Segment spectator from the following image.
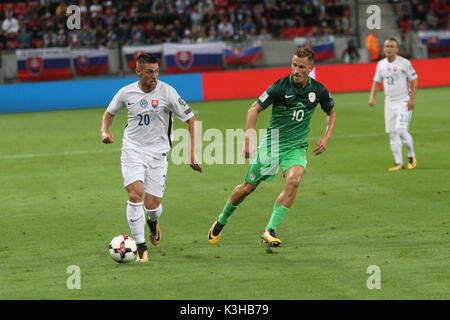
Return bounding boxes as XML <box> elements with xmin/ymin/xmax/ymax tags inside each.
<box><xmin>18</xmin><ymin>28</ymin><xmax>32</xmax><ymax>48</ymax></box>
<box><xmin>218</xmin><ymin>15</ymin><xmax>234</xmax><ymax>37</ymax></box>
<box><xmin>56</xmin><ymin>29</ymin><xmax>68</xmax><ymax>47</ymax></box>
<box><xmin>197</xmin><ymin>0</ymin><xmax>214</xmax><ymax>15</ymax></box>
<box><xmin>105</xmin><ymin>25</ymin><xmax>118</xmax><ymax>48</ymax></box>
<box><xmin>196</xmin><ymin>29</ymin><xmax>209</xmax><ymax>43</ymax></box>
<box><xmin>55</xmin><ymin>1</ymin><xmax>68</xmax><ymax>19</ymax></box>
<box><xmin>152</xmin><ymin>0</ymin><xmax>166</xmax><ymax>15</ymax></box>
<box><xmin>259</xmin><ymin>27</ymin><xmax>273</xmax><ymax>40</ymax></box>
<box><xmin>208</xmin><ymin>28</ymin><xmax>221</xmax><ymax>41</ymax></box>
<box><xmin>80</xmin><ymin>24</ymin><xmax>96</xmax><ymax>47</ymax></box>
<box><xmin>90</xmin><ymin>0</ymin><xmax>103</xmax><ymax>18</ymax></box>
<box><xmin>343</xmin><ymin>39</ymin><xmax>359</xmax><ymax>63</ymax></box>
<box><xmin>426</xmin><ymin>8</ymin><xmax>439</xmax><ymax>29</ymax></box>
<box><xmin>43</xmin><ymin>30</ymin><xmax>57</xmax><ymax>47</ymax></box>
<box><xmin>302</xmin><ymin>1</ymin><xmax>317</xmax><ymax>26</ymax></box>
<box><xmin>181</xmin><ymin>28</ymin><xmax>196</xmax><ymax>43</ymax></box>
<box><xmin>167</xmin><ymin>30</ymin><xmax>180</xmax><ymax>43</ymax></box>
<box><xmin>15</xmin><ymin>2</ymin><xmax>29</xmax><ymax>19</ymax></box>
<box><xmin>2</xmin><ymin>11</ymin><xmax>20</xmax><ymax>39</ymax></box>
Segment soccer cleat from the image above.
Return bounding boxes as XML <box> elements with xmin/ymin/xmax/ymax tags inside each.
<box><xmin>388</xmin><ymin>163</ymin><xmax>404</xmax><ymax>171</ymax></box>
<box><xmin>136</xmin><ymin>244</ymin><xmax>148</xmax><ymax>262</ymax></box>
<box><xmin>147</xmin><ymin>219</ymin><xmax>161</xmax><ymax>246</ymax></box>
<box><xmin>261</xmin><ymin>229</ymin><xmax>282</xmax><ymax>247</ymax></box>
<box><xmin>208</xmin><ymin>220</ymin><xmax>225</xmax><ymax>245</ymax></box>
<box><xmin>407</xmin><ymin>157</ymin><xmax>417</xmax><ymax>170</ymax></box>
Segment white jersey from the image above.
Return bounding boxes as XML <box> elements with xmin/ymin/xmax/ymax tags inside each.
<box><xmin>374</xmin><ymin>55</ymin><xmax>418</xmax><ymax>102</ymax></box>
<box><xmin>106</xmin><ymin>80</ymin><xmax>194</xmax><ymax>159</ymax></box>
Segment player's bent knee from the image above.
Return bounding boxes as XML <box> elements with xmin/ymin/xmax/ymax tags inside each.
<box><xmin>285</xmin><ymin>176</ymin><xmax>301</xmax><ymax>190</ymax></box>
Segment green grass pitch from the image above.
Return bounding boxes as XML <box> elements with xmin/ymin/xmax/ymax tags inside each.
<box><xmin>0</xmin><ymin>87</ymin><xmax>448</xmax><ymax>299</ymax></box>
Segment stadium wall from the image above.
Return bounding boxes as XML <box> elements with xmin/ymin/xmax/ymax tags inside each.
<box><xmin>1</xmin><ymin>58</ymin><xmax>448</xmax><ymax>114</ymax></box>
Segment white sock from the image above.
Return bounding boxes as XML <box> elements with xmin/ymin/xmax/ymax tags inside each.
<box><xmin>399</xmin><ymin>130</ymin><xmax>415</xmax><ymax>158</ymax></box>
<box><xmin>145</xmin><ymin>204</ymin><xmax>163</xmax><ymax>222</ymax></box>
<box><xmin>126</xmin><ymin>201</ymin><xmax>145</xmax><ymax>245</ymax></box>
<box><xmin>389</xmin><ymin>133</ymin><xmax>403</xmax><ymax>165</ymax></box>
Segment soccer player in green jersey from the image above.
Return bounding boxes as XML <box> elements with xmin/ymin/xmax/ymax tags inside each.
<box><xmin>208</xmin><ymin>47</ymin><xmax>337</xmax><ymax>246</ymax></box>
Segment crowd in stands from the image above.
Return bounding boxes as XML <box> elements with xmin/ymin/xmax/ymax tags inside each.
<box><xmin>393</xmin><ymin>0</ymin><xmax>449</xmax><ymax>36</ymax></box>
<box><xmin>0</xmin><ymin>0</ymin><xmax>354</xmax><ymax>51</ymax></box>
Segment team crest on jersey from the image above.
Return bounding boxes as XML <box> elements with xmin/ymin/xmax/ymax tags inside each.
<box><xmin>175</xmin><ymin>51</ymin><xmax>193</xmax><ymax>70</ymax></box>
<box><xmin>308</xmin><ymin>92</ymin><xmax>316</xmax><ymax>102</ymax></box>
<box><xmin>393</xmin><ymin>66</ymin><xmax>398</xmax><ymax>72</ymax></box>
<box><xmin>151</xmin><ymin>100</ymin><xmax>159</xmax><ymax>109</ymax></box>
<box><xmin>140</xmin><ymin>99</ymin><xmax>149</xmax><ymax>108</ymax></box>
<box><xmin>26</xmin><ymin>57</ymin><xmax>43</xmax><ymax>76</ymax></box>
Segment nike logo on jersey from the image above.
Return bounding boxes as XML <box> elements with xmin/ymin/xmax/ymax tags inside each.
<box><xmin>285</xmin><ymin>95</ymin><xmax>294</xmax><ymax>98</ymax></box>
<box><xmin>127</xmin><ymin>102</ymin><xmax>133</xmax><ymax>106</ymax></box>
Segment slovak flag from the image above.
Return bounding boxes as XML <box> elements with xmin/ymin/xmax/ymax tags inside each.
<box><xmin>295</xmin><ymin>36</ymin><xmax>335</xmax><ymax>61</ymax></box>
<box><xmin>16</xmin><ymin>48</ymin><xmax>72</xmax><ymax>81</ymax></box>
<box><xmin>224</xmin><ymin>41</ymin><xmax>262</xmax><ymax>65</ymax></box>
<box><xmin>163</xmin><ymin>42</ymin><xmax>224</xmax><ymax>74</ymax></box>
<box><xmin>72</xmin><ymin>48</ymin><xmax>109</xmax><ymax>75</ymax></box>
<box><xmin>418</xmin><ymin>30</ymin><xmax>450</xmax><ymax>54</ymax></box>
<box><xmin>122</xmin><ymin>45</ymin><xmax>163</xmax><ymax>70</ymax></box>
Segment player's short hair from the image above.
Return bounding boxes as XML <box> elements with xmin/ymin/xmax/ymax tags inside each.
<box><xmin>385</xmin><ymin>37</ymin><xmax>399</xmax><ymax>46</ymax></box>
<box><xmin>294</xmin><ymin>47</ymin><xmax>315</xmax><ymax>64</ymax></box>
<box><xmin>136</xmin><ymin>53</ymin><xmax>160</xmax><ymax>69</ymax></box>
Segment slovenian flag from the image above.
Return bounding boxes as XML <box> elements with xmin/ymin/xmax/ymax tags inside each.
<box><xmin>295</xmin><ymin>36</ymin><xmax>335</xmax><ymax>61</ymax></box>
<box><xmin>16</xmin><ymin>48</ymin><xmax>72</xmax><ymax>81</ymax></box>
<box><xmin>123</xmin><ymin>45</ymin><xmax>163</xmax><ymax>70</ymax></box>
<box><xmin>163</xmin><ymin>43</ymin><xmax>224</xmax><ymax>74</ymax></box>
<box><xmin>418</xmin><ymin>30</ymin><xmax>450</xmax><ymax>54</ymax></box>
<box><xmin>224</xmin><ymin>41</ymin><xmax>262</xmax><ymax>65</ymax></box>
<box><xmin>73</xmin><ymin>48</ymin><xmax>109</xmax><ymax>75</ymax></box>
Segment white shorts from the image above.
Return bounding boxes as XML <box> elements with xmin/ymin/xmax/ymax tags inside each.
<box><xmin>385</xmin><ymin>99</ymin><xmax>412</xmax><ymax>133</ymax></box>
<box><xmin>121</xmin><ymin>148</ymin><xmax>168</xmax><ymax>198</ymax></box>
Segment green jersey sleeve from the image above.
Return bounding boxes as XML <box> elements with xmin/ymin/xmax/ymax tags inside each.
<box><xmin>256</xmin><ymin>79</ymin><xmax>283</xmax><ymax>109</ymax></box>
<box><xmin>318</xmin><ymin>85</ymin><xmax>334</xmax><ymax>113</ymax></box>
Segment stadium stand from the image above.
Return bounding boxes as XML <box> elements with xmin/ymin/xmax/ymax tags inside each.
<box><xmin>0</xmin><ymin>0</ymin><xmax>355</xmax><ymax>51</ymax></box>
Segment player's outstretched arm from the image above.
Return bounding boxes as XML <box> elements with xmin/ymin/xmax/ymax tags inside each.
<box><xmin>101</xmin><ymin>111</ymin><xmax>115</xmax><ymax>144</ymax></box>
<box><xmin>244</xmin><ymin>102</ymin><xmax>263</xmax><ymax>158</ymax></box>
<box><xmin>187</xmin><ymin>117</ymin><xmax>202</xmax><ymax>173</ymax></box>
<box><xmin>369</xmin><ymin>81</ymin><xmax>380</xmax><ymax>106</ymax></box>
<box><xmin>313</xmin><ymin>107</ymin><xmax>336</xmax><ymax>155</ymax></box>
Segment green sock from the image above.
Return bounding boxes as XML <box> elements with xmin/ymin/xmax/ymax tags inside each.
<box><xmin>218</xmin><ymin>200</ymin><xmax>238</xmax><ymax>225</ymax></box>
<box><xmin>266</xmin><ymin>202</ymin><xmax>289</xmax><ymax>231</ymax></box>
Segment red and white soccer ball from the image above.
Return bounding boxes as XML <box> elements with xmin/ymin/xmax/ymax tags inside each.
<box><xmin>108</xmin><ymin>235</ymin><xmax>137</xmax><ymax>263</ymax></box>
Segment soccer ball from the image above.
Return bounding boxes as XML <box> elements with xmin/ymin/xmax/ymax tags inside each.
<box><xmin>108</xmin><ymin>235</ymin><xmax>137</xmax><ymax>263</ymax></box>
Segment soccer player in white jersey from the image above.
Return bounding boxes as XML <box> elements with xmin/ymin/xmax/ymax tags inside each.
<box><xmin>369</xmin><ymin>38</ymin><xmax>418</xmax><ymax>171</ymax></box>
<box><xmin>101</xmin><ymin>53</ymin><xmax>202</xmax><ymax>262</ymax></box>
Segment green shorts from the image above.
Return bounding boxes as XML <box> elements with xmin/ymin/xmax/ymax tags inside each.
<box><xmin>245</xmin><ymin>146</ymin><xmax>307</xmax><ymax>184</ymax></box>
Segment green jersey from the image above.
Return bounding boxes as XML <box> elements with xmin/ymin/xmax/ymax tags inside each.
<box><xmin>256</xmin><ymin>75</ymin><xmax>334</xmax><ymax>153</ymax></box>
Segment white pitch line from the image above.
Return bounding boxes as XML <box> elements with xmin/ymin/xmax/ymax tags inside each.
<box><xmin>0</xmin><ymin>128</ymin><xmax>449</xmax><ymax>160</ymax></box>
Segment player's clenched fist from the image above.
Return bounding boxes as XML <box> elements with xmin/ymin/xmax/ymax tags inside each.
<box><xmin>101</xmin><ymin>131</ymin><xmax>114</xmax><ymax>144</ymax></box>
